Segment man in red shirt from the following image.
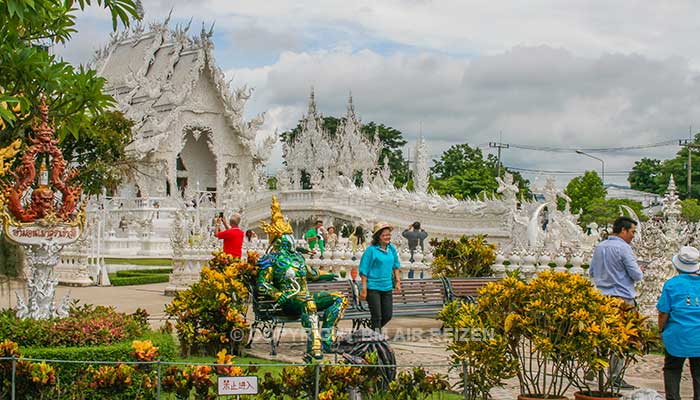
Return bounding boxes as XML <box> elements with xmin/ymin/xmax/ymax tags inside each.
<box><xmin>215</xmin><ymin>212</ymin><xmax>244</xmax><ymax>258</ymax></box>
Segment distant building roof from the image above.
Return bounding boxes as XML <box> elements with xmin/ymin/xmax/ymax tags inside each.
<box><xmin>605</xmin><ymin>184</ymin><xmax>661</xmax><ymax>207</ymax></box>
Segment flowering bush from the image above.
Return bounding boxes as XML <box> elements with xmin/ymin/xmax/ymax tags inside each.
<box><xmin>160</xmin><ymin>350</ymin><xmax>242</xmax><ymax>400</ymax></box>
<box><xmin>132</xmin><ymin>340</ymin><xmax>159</xmax><ymax>362</ymax></box>
<box><xmin>0</xmin><ymin>304</ymin><xmax>148</xmax><ymax>347</ymax></box>
<box><xmin>439</xmin><ymin>300</ymin><xmax>519</xmax><ymax>399</ymax></box>
<box><xmin>256</xmin><ymin>353</ymin><xmax>448</xmax><ymax>399</ymax></box>
<box><xmin>0</xmin><ymin>339</ymin><xmax>58</xmax><ymax>399</ymax></box>
<box><xmin>165</xmin><ymin>251</ymin><xmax>254</xmax><ymax>356</ymax></box>
<box><xmin>430</xmin><ymin>235</ymin><xmax>496</xmax><ymax>277</ymax></box>
<box><xmin>469</xmin><ymin>271</ymin><xmax>655</xmax><ymax>398</ymax></box>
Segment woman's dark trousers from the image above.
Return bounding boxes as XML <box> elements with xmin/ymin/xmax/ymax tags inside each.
<box><xmin>664</xmin><ymin>353</ymin><xmax>700</xmax><ymax>400</ymax></box>
<box><xmin>366</xmin><ymin>289</ymin><xmax>393</xmax><ymax>332</ymax></box>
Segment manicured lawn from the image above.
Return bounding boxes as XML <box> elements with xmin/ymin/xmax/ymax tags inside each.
<box><xmin>105</xmin><ymin>257</ymin><xmax>173</xmax><ymax>266</ymax></box>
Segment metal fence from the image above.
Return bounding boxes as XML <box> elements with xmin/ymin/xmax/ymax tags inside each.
<box><xmin>0</xmin><ymin>356</ymin><xmax>471</xmax><ymax>400</ymax></box>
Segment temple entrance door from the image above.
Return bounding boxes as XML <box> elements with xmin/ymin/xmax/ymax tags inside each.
<box><xmin>179</xmin><ymin>128</ymin><xmax>217</xmax><ymax>198</ymax></box>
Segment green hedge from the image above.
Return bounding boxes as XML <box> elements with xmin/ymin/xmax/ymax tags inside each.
<box><xmin>109</xmin><ymin>274</ymin><xmax>170</xmax><ymax>286</ymax></box>
<box><xmin>21</xmin><ymin>332</ymin><xmax>176</xmax><ymax>382</ymax></box>
<box><xmin>114</xmin><ymin>268</ymin><xmax>172</xmax><ymax>277</ymax></box>
<box><xmin>105</xmin><ymin>258</ymin><xmax>172</xmax><ymax>266</ymax></box>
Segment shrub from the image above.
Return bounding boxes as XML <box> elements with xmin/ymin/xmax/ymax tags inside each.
<box><xmin>473</xmin><ymin>272</ymin><xmax>656</xmax><ymax>398</ymax></box>
<box><xmin>110</xmin><ymin>274</ymin><xmax>170</xmax><ymax>286</ymax></box>
<box><xmin>1</xmin><ymin>339</ymin><xmax>57</xmax><ymax>399</ymax></box>
<box><xmin>165</xmin><ymin>251</ymin><xmax>254</xmax><ymax>356</ymax></box>
<box><xmin>430</xmin><ymin>235</ymin><xmax>496</xmax><ymax>277</ymax></box>
<box><xmin>114</xmin><ymin>268</ymin><xmax>172</xmax><ymax>277</ymax></box>
<box><xmin>0</xmin><ymin>304</ymin><xmax>148</xmax><ymax>347</ymax></box>
<box><xmin>439</xmin><ymin>300</ymin><xmax>518</xmax><ymax>399</ymax></box>
<box><xmin>162</xmin><ymin>349</ymin><xmax>243</xmax><ymax>400</ymax></box>
<box><xmin>22</xmin><ymin>332</ymin><xmax>176</xmax><ymax>384</ymax></box>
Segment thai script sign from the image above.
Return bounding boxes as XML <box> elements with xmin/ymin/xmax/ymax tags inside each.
<box><xmin>217</xmin><ymin>376</ymin><xmax>258</xmax><ymax>395</ymax></box>
<box><xmin>5</xmin><ymin>224</ymin><xmax>81</xmax><ymax>246</ymax></box>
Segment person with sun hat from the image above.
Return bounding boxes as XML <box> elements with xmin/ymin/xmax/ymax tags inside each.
<box><xmin>657</xmin><ymin>245</ymin><xmax>700</xmax><ymax>400</ymax></box>
<box><xmin>358</xmin><ymin>221</ymin><xmax>401</xmax><ymax>333</ymax></box>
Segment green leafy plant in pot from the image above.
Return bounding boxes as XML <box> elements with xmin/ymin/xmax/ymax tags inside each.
<box><xmin>476</xmin><ymin>271</ymin><xmax>653</xmax><ymax>399</ymax></box>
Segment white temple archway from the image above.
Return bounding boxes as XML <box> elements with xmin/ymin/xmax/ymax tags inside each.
<box><xmin>177</xmin><ymin>126</ymin><xmax>217</xmax><ymax>196</ymax></box>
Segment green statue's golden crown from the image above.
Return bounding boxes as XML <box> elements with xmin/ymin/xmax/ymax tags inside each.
<box><xmin>260</xmin><ymin>196</ymin><xmax>293</xmax><ymax>241</ymax></box>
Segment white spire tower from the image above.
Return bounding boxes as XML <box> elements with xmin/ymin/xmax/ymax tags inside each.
<box><xmin>413</xmin><ymin>122</ymin><xmax>429</xmax><ymax>194</ymax></box>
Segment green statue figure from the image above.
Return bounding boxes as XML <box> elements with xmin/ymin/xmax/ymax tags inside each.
<box><xmin>257</xmin><ymin>196</ymin><xmax>347</xmax><ymax>359</ymax></box>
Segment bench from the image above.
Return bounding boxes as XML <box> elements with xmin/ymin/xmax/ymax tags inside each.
<box><xmin>443</xmin><ymin>277</ymin><xmax>500</xmax><ymax>304</ymax></box>
<box><xmin>356</xmin><ymin>278</ymin><xmax>450</xmax><ymax>320</ymax></box>
<box><xmin>246</xmin><ymin>280</ymin><xmax>369</xmax><ymax>355</ymax></box>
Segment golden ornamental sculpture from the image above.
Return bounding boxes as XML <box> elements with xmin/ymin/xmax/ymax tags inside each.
<box><xmin>260</xmin><ymin>195</ymin><xmax>293</xmax><ymax>243</ymax></box>
<box><xmin>1</xmin><ymin>96</ymin><xmax>85</xmax><ymax>235</ymax></box>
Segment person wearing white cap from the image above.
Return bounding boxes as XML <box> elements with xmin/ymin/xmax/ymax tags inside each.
<box><xmin>358</xmin><ymin>221</ymin><xmax>401</xmax><ymax>332</ymax></box>
<box><xmin>657</xmin><ymin>245</ymin><xmax>700</xmax><ymax>400</ymax></box>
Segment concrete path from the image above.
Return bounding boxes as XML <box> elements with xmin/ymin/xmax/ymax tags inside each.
<box><xmin>1</xmin><ymin>280</ymin><xmax>694</xmax><ymax>399</ymax></box>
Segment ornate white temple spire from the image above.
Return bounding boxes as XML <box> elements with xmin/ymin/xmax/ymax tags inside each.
<box><xmin>662</xmin><ymin>175</ymin><xmax>681</xmax><ymax>221</ymax></box>
<box><xmin>413</xmin><ymin>123</ymin><xmax>429</xmax><ymax>194</ymax></box>
<box><xmin>307</xmin><ymin>87</ymin><xmax>318</xmax><ymax>118</ymax></box>
<box><xmin>347</xmin><ymin>91</ymin><xmax>355</xmax><ymax>115</ymax></box>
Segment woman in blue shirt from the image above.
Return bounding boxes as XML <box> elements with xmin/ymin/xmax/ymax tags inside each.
<box><xmin>359</xmin><ymin>222</ymin><xmax>401</xmax><ymax>332</ymax></box>
<box><xmin>657</xmin><ymin>245</ymin><xmax>700</xmax><ymax>400</ymax></box>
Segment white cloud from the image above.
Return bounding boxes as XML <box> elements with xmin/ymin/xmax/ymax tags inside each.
<box><xmin>227</xmin><ymin>45</ymin><xmax>700</xmax><ymax>186</ymax></box>
<box><xmin>52</xmin><ymin>1</ymin><xmax>700</xmax><ymax>187</ymax></box>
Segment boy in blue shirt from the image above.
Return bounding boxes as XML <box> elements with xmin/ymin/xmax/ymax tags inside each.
<box><xmin>657</xmin><ymin>245</ymin><xmax>700</xmax><ymax>400</ymax></box>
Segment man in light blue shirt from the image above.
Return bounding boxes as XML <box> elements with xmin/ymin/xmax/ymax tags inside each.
<box><xmin>589</xmin><ymin>216</ymin><xmax>643</xmax><ymax>390</ymax></box>
<box><xmin>589</xmin><ymin>216</ymin><xmax>643</xmax><ymax>303</ymax></box>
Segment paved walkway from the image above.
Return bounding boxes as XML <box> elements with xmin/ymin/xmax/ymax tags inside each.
<box><xmin>2</xmin><ymin>281</ymin><xmax>695</xmax><ymax>398</ymax></box>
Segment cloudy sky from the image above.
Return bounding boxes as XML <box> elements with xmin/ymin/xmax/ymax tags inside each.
<box><xmin>54</xmin><ymin>1</ymin><xmax>700</xmax><ymax>188</ymax></box>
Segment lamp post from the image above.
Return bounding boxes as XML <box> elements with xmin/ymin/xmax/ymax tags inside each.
<box><xmin>575</xmin><ymin>150</ymin><xmax>605</xmax><ymax>185</ymax></box>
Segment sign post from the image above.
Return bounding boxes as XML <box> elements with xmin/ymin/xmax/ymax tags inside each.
<box><xmin>217</xmin><ymin>376</ymin><xmax>259</xmax><ymax>397</ymax></box>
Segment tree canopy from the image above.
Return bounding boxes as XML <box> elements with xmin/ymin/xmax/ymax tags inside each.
<box><xmin>429</xmin><ymin>143</ymin><xmax>530</xmax><ymax>200</ymax></box>
<box><xmin>0</xmin><ymin>0</ymin><xmax>140</xmax><ymax>195</ymax></box>
<box><xmin>564</xmin><ymin>171</ymin><xmax>607</xmax><ymax>215</ymax></box>
<box><xmin>627</xmin><ymin>134</ymin><xmax>700</xmax><ymax>198</ymax></box>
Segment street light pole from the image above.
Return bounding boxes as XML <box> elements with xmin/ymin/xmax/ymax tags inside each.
<box><xmin>575</xmin><ymin>150</ymin><xmax>605</xmax><ymax>186</ymax></box>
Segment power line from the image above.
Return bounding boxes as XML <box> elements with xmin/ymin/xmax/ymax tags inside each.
<box><xmin>505</xmin><ymin>166</ymin><xmax>632</xmax><ymax>175</ymax></box>
<box><xmin>479</xmin><ymin>139</ymin><xmax>679</xmax><ymax>153</ymax></box>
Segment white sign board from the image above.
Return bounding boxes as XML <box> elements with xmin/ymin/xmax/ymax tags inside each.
<box><xmin>218</xmin><ymin>376</ymin><xmax>258</xmax><ymax>395</ymax></box>
<box><xmin>5</xmin><ymin>224</ymin><xmax>81</xmax><ymax>246</ymax></box>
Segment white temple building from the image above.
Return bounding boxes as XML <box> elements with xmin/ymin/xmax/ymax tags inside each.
<box><xmin>93</xmin><ymin>17</ymin><xmax>275</xmax><ymax>201</ymax></box>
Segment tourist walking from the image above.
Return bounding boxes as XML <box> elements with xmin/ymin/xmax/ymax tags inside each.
<box><xmin>657</xmin><ymin>246</ymin><xmax>700</xmax><ymax>400</ymax></box>
<box><xmin>402</xmin><ymin>221</ymin><xmax>428</xmax><ymax>262</ymax></box>
<box><xmin>350</xmin><ymin>226</ymin><xmax>366</xmax><ymax>254</ymax></box>
<box><xmin>589</xmin><ymin>216</ymin><xmax>643</xmax><ymax>389</ymax></box>
<box><xmin>215</xmin><ymin>212</ymin><xmax>244</xmax><ymax>259</ymax></box>
<box><xmin>325</xmin><ymin>226</ymin><xmax>338</xmax><ymax>251</ymax></box>
<box><xmin>245</xmin><ymin>229</ymin><xmax>258</xmax><ymax>242</ymax></box>
<box><xmin>304</xmin><ymin>220</ymin><xmax>326</xmax><ymax>257</ymax></box>
<box><xmin>358</xmin><ymin>222</ymin><xmax>401</xmax><ymax>332</ymax></box>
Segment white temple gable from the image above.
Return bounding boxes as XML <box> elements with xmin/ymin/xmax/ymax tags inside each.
<box><xmin>93</xmin><ymin>18</ymin><xmax>275</xmax><ymax>201</ymax></box>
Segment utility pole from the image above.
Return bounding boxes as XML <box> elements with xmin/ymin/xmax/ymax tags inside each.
<box><xmin>680</xmin><ymin>129</ymin><xmax>700</xmax><ymax>198</ymax></box>
<box><xmin>489</xmin><ymin>132</ymin><xmax>509</xmax><ymax>178</ymax></box>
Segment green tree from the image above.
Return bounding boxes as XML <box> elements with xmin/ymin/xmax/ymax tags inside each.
<box><xmin>0</xmin><ymin>0</ymin><xmax>139</xmax><ymax>272</ymax></box>
<box><xmin>580</xmin><ymin>198</ymin><xmax>647</xmax><ymax>227</ymax></box>
<box><xmin>0</xmin><ymin>0</ymin><xmax>139</xmax><ymax>140</ymax></box>
<box><xmin>60</xmin><ymin>111</ymin><xmax>134</xmax><ymax>195</ymax></box>
<box><xmin>681</xmin><ymin>199</ymin><xmax>700</xmax><ymax>222</ymax></box>
<box><xmin>281</xmin><ymin>116</ymin><xmax>409</xmax><ymax>186</ymax></box>
<box><xmin>626</xmin><ymin>133</ymin><xmax>700</xmax><ymax>198</ymax></box>
<box><xmin>429</xmin><ymin>143</ymin><xmax>530</xmax><ymax>199</ymax></box>
<box><xmin>564</xmin><ymin>171</ymin><xmax>606</xmax><ymax>214</ymax></box>
<box><xmin>628</xmin><ymin>158</ymin><xmax>663</xmax><ymax>193</ymax></box>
